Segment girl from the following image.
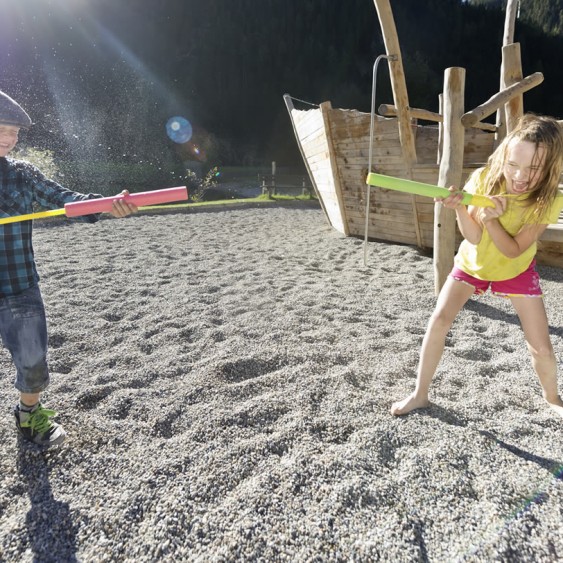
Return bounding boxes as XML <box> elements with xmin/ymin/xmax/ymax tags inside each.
<box><xmin>391</xmin><ymin>114</ymin><xmax>563</xmax><ymax>418</ymax></box>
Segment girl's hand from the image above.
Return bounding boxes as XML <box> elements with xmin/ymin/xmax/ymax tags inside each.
<box><xmin>436</xmin><ymin>186</ymin><xmax>464</xmax><ymax>209</ymax></box>
<box><xmin>479</xmin><ymin>196</ymin><xmax>506</xmax><ymax>223</ymax></box>
<box><xmin>109</xmin><ymin>190</ymin><xmax>138</xmax><ymax>218</ymax></box>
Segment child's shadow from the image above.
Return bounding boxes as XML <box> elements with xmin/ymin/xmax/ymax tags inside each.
<box><xmin>16</xmin><ymin>440</ymin><xmax>79</xmax><ymax>563</ymax></box>
<box><xmin>477</xmin><ymin>430</ymin><xmax>563</xmax><ymax>479</ymax></box>
<box><xmin>465</xmin><ymin>299</ymin><xmax>563</xmax><ymax>338</ymax></box>
<box><xmin>420</xmin><ymin>405</ymin><xmax>563</xmax><ymax>479</ymax></box>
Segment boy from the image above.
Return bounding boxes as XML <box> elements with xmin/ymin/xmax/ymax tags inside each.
<box><xmin>0</xmin><ymin>89</ymin><xmax>137</xmax><ymax>447</ymax></box>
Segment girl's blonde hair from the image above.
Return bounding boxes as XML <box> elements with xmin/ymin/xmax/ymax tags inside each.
<box><xmin>482</xmin><ymin>114</ymin><xmax>563</xmax><ymax>222</ymax></box>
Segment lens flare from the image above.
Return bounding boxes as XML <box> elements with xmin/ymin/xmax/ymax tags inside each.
<box><xmin>166</xmin><ymin>116</ymin><xmax>192</xmax><ymax>144</ymax></box>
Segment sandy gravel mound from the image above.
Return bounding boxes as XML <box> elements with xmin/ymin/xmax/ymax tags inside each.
<box><xmin>1</xmin><ymin>205</ymin><xmax>562</xmax><ymax>561</ymax></box>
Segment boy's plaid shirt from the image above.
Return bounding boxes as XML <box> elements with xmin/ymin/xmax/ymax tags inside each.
<box><xmin>0</xmin><ymin>157</ymin><xmax>100</xmax><ymax>297</ymax></box>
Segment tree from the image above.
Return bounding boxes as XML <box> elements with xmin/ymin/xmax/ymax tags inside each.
<box><xmin>1</xmin><ymin>0</ymin><xmax>561</xmax><ymax>176</ymax></box>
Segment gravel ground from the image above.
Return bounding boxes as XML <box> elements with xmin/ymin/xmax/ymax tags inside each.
<box><xmin>0</xmin><ymin>204</ymin><xmax>562</xmax><ymax>562</ymax></box>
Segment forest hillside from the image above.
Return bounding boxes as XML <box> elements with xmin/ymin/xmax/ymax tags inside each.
<box><xmin>0</xmin><ymin>0</ymin><xmax>561</xmax><ymax>189</ymax></box>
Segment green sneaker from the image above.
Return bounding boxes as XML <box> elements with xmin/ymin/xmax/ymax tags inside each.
<box><xmin>14</xmin><ymin>404</ymin><xmax>67</xmax><ymax>447</ymax></box>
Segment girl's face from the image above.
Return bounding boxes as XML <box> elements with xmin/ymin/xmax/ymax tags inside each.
<box><xmin>503</xmin><ymin>139</ymin><xmax>546</xmax><ymax>195</ymax></box>
<box><xmin>0</xmin><ymin>125</ymin><xmax>19</xmax><ymax>157</ymax></box>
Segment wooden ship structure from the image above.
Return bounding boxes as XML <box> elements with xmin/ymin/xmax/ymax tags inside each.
<box><xmin>285</xmin><ymin>0</ymin><xmax>563</xmax><ymax>287</ymax></box>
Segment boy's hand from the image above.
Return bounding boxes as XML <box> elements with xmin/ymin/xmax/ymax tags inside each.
<box><xmin>109</xmin><ymin>190</ymin><xmax>138</xmax><ymax>218</ymax></box>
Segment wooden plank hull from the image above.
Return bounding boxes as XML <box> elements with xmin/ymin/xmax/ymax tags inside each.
<box><xmin>289</xmin><ymin>103</ymin><xmax>562</xmax><ymax>268</ymax></box>
<box><xmin>291</xmin><ymin>105</ymin><xmax>348</xmax><ymax>234</ymax></box>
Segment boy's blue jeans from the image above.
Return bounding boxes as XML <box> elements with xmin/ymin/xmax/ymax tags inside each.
<box><xmin>0</xmin><ymin>285</ymin><xmax>49</xmax><ymax>394</ymax></box>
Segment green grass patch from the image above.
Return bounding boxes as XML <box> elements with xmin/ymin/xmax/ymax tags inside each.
<box><xmin>136</xmin><ymin>193</ymin><xmax>317</xmax><ymax>213</ymax></box>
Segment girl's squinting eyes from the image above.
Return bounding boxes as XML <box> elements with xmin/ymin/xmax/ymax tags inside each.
<box><xmin>506</xmin><ymin>161</ymin><xmax>540</xmax><ymax>170</ymax></box>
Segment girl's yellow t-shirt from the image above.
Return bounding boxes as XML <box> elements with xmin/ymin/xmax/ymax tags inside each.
<box><xmin>454</xmin><ymin>168</ymin><xmax>563</xmax><ymax>281</ymax></box>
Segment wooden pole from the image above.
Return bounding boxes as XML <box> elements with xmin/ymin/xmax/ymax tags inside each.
<box><xmin>495</xmin><ymin>0</ymin><xmax>520</xmax><ymax>140</ymax></box>
<box><xmin>372</xmin><ymin>0</ymin><xmax>417</xmax><ymax>169</ymax></box>
<box><xmin>437</xmin><ymin>94</ymin><xmax>443</xmax><ymax>165</ymax></box>
<box><xmin>434</xmin><ymin>67</ymin><xmax>466</xmax><ymax>295</ymax></box>
<box><xmin>502</xmin><ymin>43</ymin><xmax>524</xmax><ymax>134</ymax></box>
<box><xmin>462</xmin><ymin>72</ymin><xmax>543</xmax><ymax>128</ymax></box>
<box><xmin>372</xmin><ymin>0</ymin><xmax>422</xmax><ymax>248</ymax></box>
<box><xmin>271</xmin><ymin>161</ymin><xmax>276</xmax><ymax>195</ymax></box>
<box><xmin>503</xmin><ymin>0</ymin><xmax>519</xmax><ymax>45</ymax></box>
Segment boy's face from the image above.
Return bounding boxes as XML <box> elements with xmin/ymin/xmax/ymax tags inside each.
<box><xmin>0</xmin><ymin>124</ymin><xmax>20</xmax><ymax>157</ymax></box>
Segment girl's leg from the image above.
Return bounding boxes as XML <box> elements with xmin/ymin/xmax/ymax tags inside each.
<box><xmin>391</xmin><ymin>277</ymin><xmax>475</xmax><ymax>415</ymax></box>
<box><xmin>510</xmin><ymin>296</ymin><xmax>563</xmax><ymax>417</ymax></box>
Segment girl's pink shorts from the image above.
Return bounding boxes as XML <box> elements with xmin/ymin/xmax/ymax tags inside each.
<box><xmin>450</xmin><ymin>260</ymin><xmax>542</xmax><ymax>297</ymax></box>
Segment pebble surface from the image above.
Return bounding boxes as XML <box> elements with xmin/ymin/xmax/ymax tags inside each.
<box><xmin>0</xmin><ymin>205</ymin><xmax>562</xmax><ymax>561</ymax></box>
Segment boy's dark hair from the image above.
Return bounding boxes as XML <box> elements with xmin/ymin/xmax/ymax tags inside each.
<box><xmin>0</xmin><ymin>90</ymin><xmax>32</xmax><ymax>129</ymax></box>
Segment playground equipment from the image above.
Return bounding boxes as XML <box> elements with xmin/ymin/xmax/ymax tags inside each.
<box><xmin>285</xmin><ymin>0</ymin><xmax>563</xmax><ymax>291</ymax></box>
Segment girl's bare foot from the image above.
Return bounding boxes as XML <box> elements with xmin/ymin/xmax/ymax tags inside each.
<box><xmin>390</xmin><ymin>392</ymin><xmax>430</xmax><ymax>416</ymax></box>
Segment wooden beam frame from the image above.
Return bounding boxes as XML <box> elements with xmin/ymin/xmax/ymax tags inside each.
<box><xmin>378</xmin><ymin>104</ymin><xmax>497</xmax><ymax>132</ymax></box>
<box><xmin>462</xmin><ymin>72</ymin><xmax>544</xmax><ymax>128</ymax></box>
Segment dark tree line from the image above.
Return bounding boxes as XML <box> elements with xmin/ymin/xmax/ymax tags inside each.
<box><xmin>0</xmin><ymin>0</ymin><xmax>561</xmax><ymax>190</ymax></box>
<box><xmin>468</xmin><ymin>0</ymin><xmax>563</xmax><ymax>35</ymax></box>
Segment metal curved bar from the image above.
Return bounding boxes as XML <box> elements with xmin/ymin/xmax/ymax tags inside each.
<box><xmin>364</xmin><ymin>54</ymin><xmax>394</xmax><ymax>266</ymax></box>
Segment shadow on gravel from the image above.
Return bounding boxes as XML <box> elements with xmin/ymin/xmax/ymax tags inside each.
<box><xmin>464</xmin><ymin>299</ymin><xmax>562</xmax><ymax>336</ymax></box>
<box><xmin>478</xmin><ymin>430</ymin><xmax>563</xmax><ymax>479</ymax></box>
<box><xmin>16</xmin><ymin>441</ymin><xmax>79</xmax><ymax>563</ymax></box>
<box><xmin>417</xmin><ymin>403</ymin><xmax>469</xmax><ymax>427</ymax></box>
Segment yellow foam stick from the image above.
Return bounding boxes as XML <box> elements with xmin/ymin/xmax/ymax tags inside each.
<box><xmin>0</xmin><ymin>208</ymin><xmax>67</xmax><ymax>225</ymax></box>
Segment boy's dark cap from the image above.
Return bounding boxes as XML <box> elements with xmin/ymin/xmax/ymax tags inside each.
<box><xmin>0</xmin><ymin>90</ymin><xmax>32</xmax><ymax>129</ymax></box>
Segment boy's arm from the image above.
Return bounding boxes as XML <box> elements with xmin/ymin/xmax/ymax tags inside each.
<box><xmin>27</xmin><ymin>164</ymin><xmax>104</xmax><ymax>222</ymax></box>
<box><xmin>25</xmin><ymin>163</ymin><xmax>136</xmax><ymax>221</ymax></box>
